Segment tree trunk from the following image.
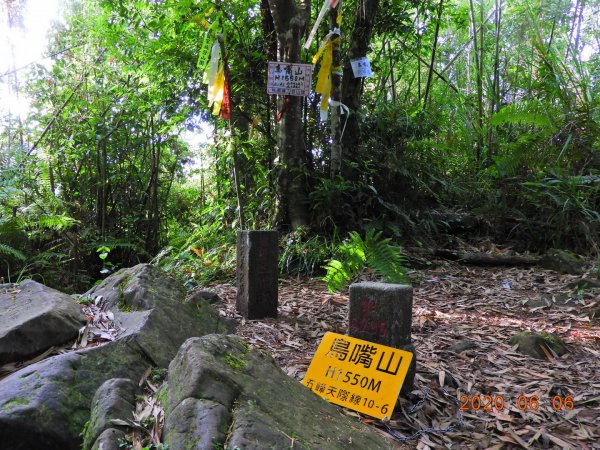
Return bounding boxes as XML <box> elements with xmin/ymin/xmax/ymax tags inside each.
<box><xmin>469</xmin><ymin>0</ymin><xmax>484</xmax><ymax>163</ymax></box>
<box><xmin>268</xmin><ymin>0</ymin><xmax>311</xmax><ymax>229</ymax></box>
<box><xmin>340</xmin><ymin>0</ymin><xmax>380</xmax><ymax>181</ymax></box>
<box><xmin>423</xmin><ymin>0</ymin><xmax>444</xmax><ymax>106</ymax></box>
<box><xmin>329</xmin><ymin>3</ymin><xmax>342</xmax><ymax>178</ymax></box>
<box><xmin>487</xmin><ymin>0</ymin><xmax>502</xmax><ymax>164</ymax></box>
<box><xmin>434</xmin><ymin>249</ymin><xmax>539</xmax><ymax>267</ymax></box>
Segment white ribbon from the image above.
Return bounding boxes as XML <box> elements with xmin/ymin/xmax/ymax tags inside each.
<box><xmin>329</xmin><ymin>99</ymin><xmax>349</xmax><ymax>115</ymax></box>
<box><xmin>330</xmin><ymin>99</ymin><xmax>351</xmax><ymax>140</ymax></box>
<box><xmin>304</xmin><ymin>0</ymin><xmax>331</xmax><ymax>49</ymax></box>
<box><xmin>206</xmin><ymin>42</ymin><xmax>221</xmax><ymax>106</ymax></box>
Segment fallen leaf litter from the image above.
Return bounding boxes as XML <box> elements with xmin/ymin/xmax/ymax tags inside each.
<box><xmin>213</xmin><ymin>261</ymin><xmax>600</xmax><ymax>449</ymax></box>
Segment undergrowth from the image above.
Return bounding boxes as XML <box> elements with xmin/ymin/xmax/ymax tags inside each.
<box><xmin>323</xmin><ymin>229</ymin><xmax>409</xmax><ymax>292</ymax></box>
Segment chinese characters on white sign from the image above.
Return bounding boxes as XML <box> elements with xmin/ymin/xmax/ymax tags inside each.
<box><xmin>267</xmin><ymin>62</ymin><xmax>313</xmax><ymax>96</ymax></box>
<box><xmin>350</xmin><ymin>57</ymin><xmax>373</xmax><ymax>78</ymax></box>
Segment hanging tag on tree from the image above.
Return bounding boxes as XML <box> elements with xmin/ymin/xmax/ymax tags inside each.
<box><xmin>197</xmin><ymin>32</ymin><xmax>212</xmax><ymax>79</ymax></box>
<box><xmin>197</xmin><ymin>19</ymin><xmax>218</xmax><ymax>82</ymax></box>
<box><xmin>350</xmin><ymin>57</ymin><xmax>373</xmax><ymax>78</ymax></box>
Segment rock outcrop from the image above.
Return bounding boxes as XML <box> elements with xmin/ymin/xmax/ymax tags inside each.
<box><xmin>0</xmin><ymin>280</ymin><xmax>87</xmax><ymax>364</ymax></box>
<box><xmin>540</xmin><ymin>249</ymin><xmax>585</xmax><ymax>275</ymax></box>
<box><xmin>0</xmin><ymin>264</ymin><xmax>227</xmax><ymax>450</ymax></box>
<box><xmin>162</xmin><ymin>334</ymin><xmax>402</xmax><ymax>450</ymax></box>
<box><xmin>0</xmin><ymin>265</ymin><xmax>403</xmax><ymax>450</ymax></box>
<box><xmin>510</xmin><ymin>332</ymin><xmax>568</xmax><ymax>359</ymax></box>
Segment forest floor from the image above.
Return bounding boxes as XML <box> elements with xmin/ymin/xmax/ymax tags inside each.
<box><xmin>212</xmin><ymin>255</ymin><xmax>600</xmax><ymax>449</ymax></box>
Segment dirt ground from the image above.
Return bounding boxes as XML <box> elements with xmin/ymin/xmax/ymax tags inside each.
<box><xmin>213</xmin><ymin>259</ymin><xmax>600</xmax><ymax>449</ymax></box>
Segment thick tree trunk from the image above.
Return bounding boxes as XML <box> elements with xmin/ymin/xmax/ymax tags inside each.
<box><xmin>340</xmin><ymin>0</ymin><xmax>380</xmax><ymax>182</ymax></box>
<box><xmin>268</xmin><ymin>0</ymin><xmax>310</xmax><ymax>229</ymax></box>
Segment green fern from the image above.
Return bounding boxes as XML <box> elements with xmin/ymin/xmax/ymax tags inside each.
<box><xmin>490</xmin><ymin>102</ymin><xmax>555</xmax><ymax>129</ymax></box>
<box><xmin>323</xmin><ymin>230</ymin><xmax>408</xmax><ymax>292</ymax></box>
<box><xmin>0</xmin><ymin>242</ymin><xmax>26</xmax><ymax>261</ymax></box>
<box><xmin>35</xmin><ymin>214</ymin><xmax>79</xmax><ymax>231</ymax></box>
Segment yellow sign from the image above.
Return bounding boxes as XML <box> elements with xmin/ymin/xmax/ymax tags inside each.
<box><xmin>302</xmin><ymin>332</ymin><xmax>413</xmax><ymax>419</ymax></box>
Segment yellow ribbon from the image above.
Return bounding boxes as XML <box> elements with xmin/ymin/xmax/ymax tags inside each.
<box><xmin>313</xmin><ymin>37</ymin><xmax>339</xmax><ymax>120</ymax></box>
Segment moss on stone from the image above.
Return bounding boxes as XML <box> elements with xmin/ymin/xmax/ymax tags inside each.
<box><xmin>510</xmin><ymin>332</ymin><xmax>567</xmax><ymax>359</ymax></box>
<box><xmin>0</xmin><ymin>397</ymin><xmax>29</xmax><ymax>411</ymax></box>
<box><xmin>225</xmin><ymin>353</ymin><xmax>247</xmax><ymax>371</ymax></box>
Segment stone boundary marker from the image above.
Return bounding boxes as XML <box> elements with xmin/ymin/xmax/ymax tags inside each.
<box><xmin>236</xmin><ymin>230</ymin><xmax>279</xmax><ymax>319</ymax></box>
<box><xmin>349</xmin><ymin>282</ymin><xmax>416</xmax><ymax>395</ymax></box>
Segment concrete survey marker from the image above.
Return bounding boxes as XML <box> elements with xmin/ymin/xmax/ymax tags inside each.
<box><xmin>236</xmin><ymin>230</ymin><xmax>279</xmax><ymax>319</ymax></box>
<box><xmin>302</xmin><ymin>331</ymin><xmax>413</xmax><ymax>419</ymax></box>
<box><xmin>349</xmin><ymin>282</ymin><xmax>416</xmax><ymax>395</ymax></box>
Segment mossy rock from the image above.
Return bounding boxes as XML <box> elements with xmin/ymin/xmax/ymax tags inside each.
<box><xmin>164</xmin><ymin>335</ymin><xmax>404</xmax><ymax>450</ymax></box>
<box><xmin>509</xmin><ymin>332</ymin><xmax>567</xmax><ymax>359</ymax></box>
<box><xmin>0</xmin><ymin>264</ymin><xmax>227</xmax><ymax>450</ymax></box>
<box><xmin>540</xmin><ymin>249</ymin><xmax>584</xmax><ymax>275</ymax></box>
<box><xmin>568</xmin><ymin>277</ymin><xmax>600</xmax><ymax>290</ymax></box>
<box><xmin>83</xmin><ymin>378</ymin><xmax>137</xmax><ymax>450</ymax></box>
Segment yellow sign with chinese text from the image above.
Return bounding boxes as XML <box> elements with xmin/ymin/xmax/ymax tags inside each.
<box><xmin>302</xmin><ymin>332</ymin><xmax>413</xmax><ymax>419</ymax></box>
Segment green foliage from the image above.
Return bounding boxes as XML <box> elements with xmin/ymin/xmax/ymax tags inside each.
<box><xmin>35</xmin><ymin>214</ymin><xmax>79</xmax><ymax>232</ymax></box>
<box><xmin>323</xmin><ymin>230</ymin><xmax>408</xmax><ymax>292</ymax></box>
<box><xmin>520</xmin><ymin>175</ymin><xmax>600</xmax><ymax>251</ymax></box>
<box><xmin>153</xmin><ymin>198</ymin><xmax>237</xmax><ymax>288</ymax></box>
<box><xmin>489</xmin><ymin>102</ymin><xmax>555</xmax><ymax>129</ymax></box>
<box><xmin>279</xmin><ymin>227</ymin><xmax>338</xmax><ymax>277</ymax></box>
<box><xmin>1</xmin><ymin>0</ymin><xmax>598</xmax><ymax>292</ymax></box>
<box><xmin>0</xmin><ymin>242</ymin><xmax>26</xmax><ymax>262</ymax></box>
<box><xmin>96</xmin><ymin>246</ymin><xmax>110</xmax><ymax>261</ymax></box>
<box><xmin>149</xmin><ymin>367</ymin><xmax>168</xmax><ymax>383</ymax></box>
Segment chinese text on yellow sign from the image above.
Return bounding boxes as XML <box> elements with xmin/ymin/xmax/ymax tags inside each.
<box><xmin>302</xmin><ymin>332</ymin><xmax>413</xmax><ymax>419</ymax></box>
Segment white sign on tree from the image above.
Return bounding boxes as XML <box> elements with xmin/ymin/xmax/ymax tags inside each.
<box><xmin>350</xmin><ymin>57</ymin><xmax>373</xmax><ymax>78</ymax></box>
<box><xmin>267</xmin><ymin>62</ymin><xmax>313</xmax><ymax>96</ymax></box>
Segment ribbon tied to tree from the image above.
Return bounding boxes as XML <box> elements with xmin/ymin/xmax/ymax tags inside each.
<box><xmin>312</xmin><ymin>34</ymin><xmax>340</xmax><ymax>121</ymax></box>
<box><xmin>206</xmin><ymin>40</ymin><xmax>230</xmax><ymax>119</ymax></box>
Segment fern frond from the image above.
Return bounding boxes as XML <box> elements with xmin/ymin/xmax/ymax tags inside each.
<box><xmin>35</xmin><ymin>214</ymin><xmax>79</xmax><ymax>231</ymax></box>
<box><xmin>0</xmin><ymin>243</ymin><xmax>26</xmax><ymax>261</ymax></box>
<box><xmin>322</xmin><ymin>230</ymin><xmax>408</xmax><ymax>292</ymax></box>
<box><xmin>322</xmin><ymin>259</ymin><xmax>352</xmax><ymax>293</ymax></box>
<box><xmin>490</xmin><ymin>102</ymin><xmax>555</xmax><ymax>129</ymax></box>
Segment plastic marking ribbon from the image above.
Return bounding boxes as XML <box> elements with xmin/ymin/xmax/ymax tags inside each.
<box><xmin>207</xmin><ymin>42</ymin><xmax>225</xmax><ymax>116</ymax></box>
<box><xmin>313</xmin><ymin>36</ymin><xmax>339</xmax><ymax>121</ymax></box>
<box><xmin>197</xmin><ymin>20</ymin><xmax>218</xmax><ymax>81</ymax></box>
<box><xmin>305</xmin><ymin>0</ymin><xmax>341</xmax><ymax>49</ymax></box>
<box><xmin>220</xmin><ymin>67</ymin><xmax>231</xmax><ymax>120</ymax></box>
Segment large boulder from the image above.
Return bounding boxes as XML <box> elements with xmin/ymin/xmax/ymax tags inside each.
<box><xmin>163</xmin><ymin>334</ymin><xmax>403</xmax><ymax>450</ymax></box>
<box><xmin>0</xmin><ymin>264</ymin><xmax>227</xmax><ymax>450</ymax></box>
<box><xmin>0</xmin><ymin>280</ymin><xmax>87</xmax><ymax>364</ymax></box>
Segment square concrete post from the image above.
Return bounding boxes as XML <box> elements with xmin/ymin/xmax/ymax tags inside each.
<box><xmin>349</xmin><ymin>282</ymin><xmax>416</xmax><ymax>395</ymax></box>
<box><xmin>236</xmin><ymin>231</ymin><xmax>278</xmax><ymax>319</ymax></box>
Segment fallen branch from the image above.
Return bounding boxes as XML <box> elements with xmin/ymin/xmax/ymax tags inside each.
<box><xmin>434</xmin><ymin>249</ymin><xmax>540</xmax><ymax>266</ymax></box>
